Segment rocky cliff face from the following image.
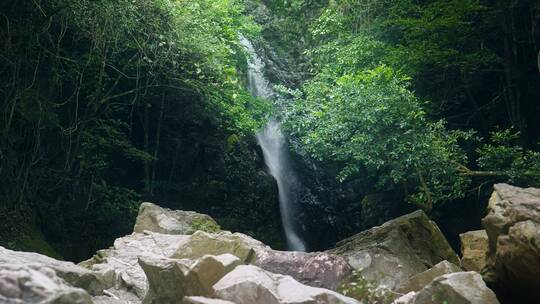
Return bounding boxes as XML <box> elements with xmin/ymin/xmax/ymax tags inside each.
<box><xmin>481</xmin><ymin>183</ymin><xmax>540</xmax><ymax>302</ymax></box>
<box><xmin>3</xmin><ymin>193</ymin><xmax>527</xmax><ymax>303</ymax></box>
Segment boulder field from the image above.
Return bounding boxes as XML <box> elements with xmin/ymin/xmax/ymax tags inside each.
<box><xmin>3</xmin><ymin>184</ymin><xmax>538</xmax><ymax>303</ymax></box>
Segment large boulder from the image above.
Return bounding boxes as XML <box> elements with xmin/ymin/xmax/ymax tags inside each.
<box><xmin>212</xmin><ymin>265</ymin><xmax>360</xmax><ymax>304</ymax></box>
<box><xmin>0</xmin><ymin>263</ymin><xmax>93</xmax><ymax>304</ymax></box>
<box><xmin>172</xmin><ymin>231</ymin><xmax>352</xmax><ymax>290</ymax></box>
<box><xmin>393</xmin><ymin>272</ymin><xmax>500</xmax><ymax>304</ymax></box>
<box><xmin>79</xmin><ymin>232</ymin><xmax>190</xmax><ymax>299</ymax></box>
<box><xmin>459</xmin><ymin>230</ymin><xmax>488</xmax><ymax>272</ymax></box>
<box><xmin>252</xmin><ymin>250</ymin><xmax>352</xmax><ymax>290</ymax></box>
<box><xmin>133</xmin><ymin>202</ymin><xmax>220</xmax><ymax>235</ymax></box>
<box><xmin>139</xmin><ymin>254</ymin><xmax>241</xmax><ymax>304</ymax></box>
<box><xmin>482</xmin><ymin>183</ymin><xmax>540</xmax><ymax>300</ymax></box>
<box><xmin>396</xmin><ymin>260</ymin><xmax>462</xmax><ymax>294</ymax></box>
<box><xmin>0</xmin><ymin>246</ymin><xmax>105</xmax><ymax>296</ymax></box>
<box><xmin>328</xmin><ymin>210</ymin><xmax>460</xmax><ymax>290</ymax></box>
<box><xmin>172</xmin><ymin>231</ymin><xmax>268</xmax><ymax>262</ymax></box>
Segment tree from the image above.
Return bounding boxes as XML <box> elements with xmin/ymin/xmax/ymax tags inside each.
<box><xmin>281</xmin><ymin>66</ymin><xmax>472</xmax><ymax>210</ymax></box>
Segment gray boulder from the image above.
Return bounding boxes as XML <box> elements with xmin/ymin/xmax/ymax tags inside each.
<box><xmin>482</xmin><ymin>183</ymin><xmax>540</xmax><ymax>300</ymax></box>
<box><xmin>139</xmin><ymin>254</ymin><xmax>241</xmax><ymax>304</ymax></box>
<box><xmin>0</xmin><ymin>246</ymin><xmax>105</xmax><ymax>296</ymax></box>
<box><xmin>252</xmin><ymin>250</ymin><xmax>352</xmax><ymax>290</ymax></box>
<box><xmin>0</xmin><ymin>263</ymin><xmax>93</xmax><ymax>304</ymax></box>
<box><xmin>79</xmin><ymin>232</ymin><xmax>190</xmax><ymax>299</ymax></box>
<box><xmin>212</xmin><ymin>265</ymin><xmax>360</xmax><ymax>304</ymax></box>
<box><xmin>172</xmin><ymin>231</ymin><xmax>268</xmax><ymax>262</ymax></box>
<box><xmin>172</xmin><ymin>230</ymin><xmax>352</xmax><ymax>290</ymax></box>
<box><xmin>328</xmin><ymin>210</ymin><xmax>459</xmax><ymax>290</ymax></box>
<box><xmin>134</xmin><ymin>202</ymin><xmax>220</xmax><ymax>235</ymax></box>
<box><xmin>396</xmin><ymin>260</ymin><xmax>462</xmax><ymax>294</ymax></box>
<box><xmin>393</xmin><ymin>272</ymin><xmax>499</xmax><ymax>304</ymax></box>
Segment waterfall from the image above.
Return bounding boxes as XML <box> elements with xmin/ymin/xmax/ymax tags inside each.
<box><xmin>239</xmin><ymin>35</ymin><xmax>307</xmax><ymax>251</ymax></box>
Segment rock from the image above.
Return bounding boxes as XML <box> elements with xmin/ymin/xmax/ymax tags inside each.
<box><xmin>396</xmin><ymin>260</ymin><xmax>462</xmax><ymax>294</ymax></box>
<box><xmin>0</xmin><ymin>246</ymin><xmax>105</xmax><ymax>296</ymax></box>
<box><xmin>139</xmin><ymin>254</ymin><xmax>241</xmax><ymax>304</ymax></box>
<box><xmin>133</xmin><ymin>202</ymin><xmax>220</xmax><ymax>235</ymax></box>
<box><xmin>212</xmin><ymin>265</ymin><xmax>360</xmax><ymax>304</ymax></box>
<box><xmin>252</xmin><ymin>250</ymin><xmax>352</xmax><ymax>290</ymax></box>
<box><xmin>328</xmin><ymin>210</ymin><xmax>459</xmax><ymax>290</ymax></box>
<box><xmin>79</xmin><ymin>232</ymin><xmax>190</xmax><ymax>299</ymax></box>
<box><xmin>172</xmin><ymin>231</ymin><xmax>268</xmax><ymax>262</ymax></box>
<box><xmin>183</xmin><ymin>296</ymin><xmax>235</xmax><ymax>304</ymax></box>
<box><xmin>393</xmin><ymin>272</ymin><xmax>500</xmax><ymax>304</ymax></box>
<box><xmin>482</xmin><ymin>183</ymin><xmax>540</xmax><ymax>299</ymax></box>
<box><xmin>0</xmin><ymin>263</ymin><xmax>93</xmax><ymax>304</ymax></box>
<box><xmin>171</xmin><ymin>231</ymin><xmax>351</xmax><ymax>290</ymax></box>
<box><xmin>459</xmin><ymin>230</ymin><xmax>488</xmax><ymax>272</ymax></box>
<box><xmin>92</xmin><ymin>289</ymin><xmax>142</xmax><ymax>304</ymax></box>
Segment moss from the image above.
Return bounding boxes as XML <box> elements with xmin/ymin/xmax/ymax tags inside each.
<box><xmin>191</xmin><ymin>216</ymin><xmax>221</xmax><ymax>233</ymax></box>
<box><xmin>17</xmin><ymin>226</ymin><xmax>63</xmax><ymax>259</ymax></box>
<box><xmin>0</xmin><ymin>209</ymin><xmax>63</xmax><ymax>260</ymax></box>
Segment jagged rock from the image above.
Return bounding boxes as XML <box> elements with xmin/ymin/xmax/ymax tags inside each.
<box><xmin>459</xmin><ymin>230</ymin><xmax>488</xmax><ymax>272</ymax></box>
<box><xmin>79</xmin><ymin>232</ymin><xmax>190</xmax><ymax>299</ymax></box>
<box><xmin>0</xmin><ymin>263</ymin><xmax>93</xmax><ymax>304</ymax></box>
<box><xmin>482</xmin><ymin>183</ymin><xmax>540</xmax><ymax>300</ymax></box>
<box><xmin>393</xmin><ymin>272</ymin><xmax>499</xmax><ymax>304</ymax></box>
<box><xmin>328</xmin><ymin>210</ymin><xmax>460</xmax><ymax>290</ymax></box>
<box><xmin>172</xmin><ymin>231</ymin><xmax>350</xmax><ymax>290</ymax></box>
<box><xmin>139</xmin><ymin>254</ymin><xmax>241</xmax><ymax>304</ymax></box>
<box><xmin>0</xmin><ymin>246</ymin><xmax>105</xmax><ymax>296</ymax></box>
<box><xmin>134</xmin><ymin>202</ymin><xmax>220</xmax><ymax>235</ymax></box>
<box><xmin>172</xmin><ymin>231</ymin><xmax>268</xmax><ymax>262</ymax></box>
<box><xmin>212</xmin><ymin>265</ymin><xmax>360</xmax><ymax>304</ymax></box>
<box><xmin>183</xmin><ymin>297</ymin><xmax>235</xmax><ymax>304</ymax></box>
<box><xmin>252</xmin><ymin>250</ymin><xmax>352</xmax><ymax>290</ymax></box>
<box><xmin>396</xmin><ymin>260</ymin><xmax>462</xmax><ymax>294</ymax></box>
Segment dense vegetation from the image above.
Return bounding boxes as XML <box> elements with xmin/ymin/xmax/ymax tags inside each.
<box><xmin>0</xmin><ymin>0</ymin><xmax>283</xmax><ymax>260</ymax></box>
<box><xmin>1</xmin><ymin>0</ymin><xmax>539</xmax><ymax>259</ymax></box>
<box><xmin>260</xmin><ymin>0</ymin><xmax>540</xmax><ymax>210</ymax></box>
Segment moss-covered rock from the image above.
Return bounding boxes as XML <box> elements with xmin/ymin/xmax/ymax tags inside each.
<box><xmin>133</xmin><ymin>202</ymin><xmax>220</xmax><ymax>235</ymax></box>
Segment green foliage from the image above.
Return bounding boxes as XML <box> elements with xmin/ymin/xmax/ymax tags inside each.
<box><xmin>266</xmin><ymin>0</ymin><xmax>540</xmax><ymax>210</ymax></box>
<box><xmin>282</xmin><ymin>65</ymin><xmax>471</xmax><ymax>206</ymax></box>
<box><xmin>338</xmin><ymin>270</ymin><xmax>395</xmax><ymax>304</ymax></box>
<box><xmin>477</xmin><ymin>130</ymin><xmax>540</xmax><ymax>187</ymax></box>
<box><xmin>191</xmin><ymin>216</ymin><xmax>221</xmax><ymax>233</ymax></box>
<box><xmin>0</xmin><ymin>0</ymin><xmax>274</xmax><ymax>260</ymax></box>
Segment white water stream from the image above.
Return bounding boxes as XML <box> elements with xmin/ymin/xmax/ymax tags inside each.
<box><xmin>239</xmin><ymin>36</ymin><xmax>306</xmax><ymax>251</ymax></box>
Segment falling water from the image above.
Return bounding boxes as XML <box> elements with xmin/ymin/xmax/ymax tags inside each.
<box><xmin>239</xmin><ymin>35</ymin><xmax>307</xmax><ymax>251</ymax></box>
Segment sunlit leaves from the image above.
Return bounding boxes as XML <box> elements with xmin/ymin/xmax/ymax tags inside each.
<box><xmin>282</xmin><ymin>65</ymin><xmax>471</xmax><ymax>205</ymax></box>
